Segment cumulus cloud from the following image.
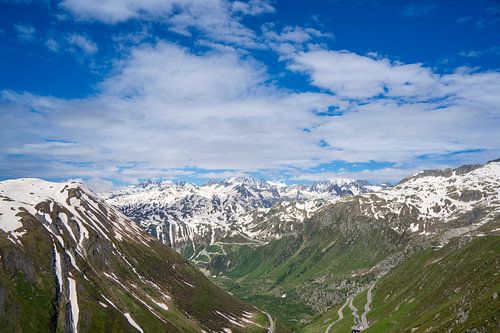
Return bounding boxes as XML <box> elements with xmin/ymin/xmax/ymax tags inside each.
<box><xmin>231</xmin><ymin>0</ymin><xmax>275</xmax><ymax>15</ymax></box>
<box><xmin>313</xmin><ymin>98</ymin><xmax>500</xmax><ymax>162</ymax></box>
<box><xmin>262</xmin><ymin>24</ymin><xmax>331</xmax><ymax>59</ymax></box>
<box><xmin>282</xmin><ymin>49</ymin><xmax>500</xmax><ymax>163</ymax></box>
<box><xmin>0</xmin><ymin>42</ymin><xmax>339</xmax><ymax>183</ymax></box>
<box><xmin>1</xmin><ymin>1</ymin><xmax>499</xmax><ymax>186</ymax></box>
<box><xmin>101</xmin><ymin>43</ymin><xmax>265</xmax><ymax>101</ymax></box>
<box><xmin>289</xmin><ymin>50</ymin><xmax>440</xmax><ymax>99</ymax></box>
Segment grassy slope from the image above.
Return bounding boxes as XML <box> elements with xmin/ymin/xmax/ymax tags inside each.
<box><xmin>303</xmin><ymin>235</ymin><xmax>500</xmax><ymax>333</ymax></box>
<box><xmin>368</xmin><ymin>235</ymin><xmax>500</xmax><ymax>332</ymax></box>
<box><xmin>0</xmin><ymin>223</ymin><xmax>56</xmax><ymax>333</ymax></box>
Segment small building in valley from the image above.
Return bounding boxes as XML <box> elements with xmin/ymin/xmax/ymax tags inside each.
<box><xmin>351</xmin><ymin>324</ymin><xmax>366</xmax><ymax>333</ymax></box>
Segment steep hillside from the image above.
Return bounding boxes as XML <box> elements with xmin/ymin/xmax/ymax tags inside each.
<box><xmin>0</xmin><ymin>178</ymin><xmax>269</xmax><ymax>333</ymax></box>
<box><xmin>210</xmin><ymin>199</ymin><xmax>406</xmax><ymax>329</ymax></box>
<box><xmin>367</xmin><ymin>232</ymin><xmax>500</xmax><ymax>332</ymax></box>
<box><xmin>303</xmin><ymin>222</ymin><xmax>500</xmax><ymax>332</ymax></box>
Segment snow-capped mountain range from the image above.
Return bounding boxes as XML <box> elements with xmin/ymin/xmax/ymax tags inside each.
<box><xmin>102</xmin><ymin>177</ymin><xmax>380</xmax><ymax>254</ymax></box>
<box><xmin>103</xmin><ymin>160</ymin><xmax>500</xmax><ymax>263</ymax></box>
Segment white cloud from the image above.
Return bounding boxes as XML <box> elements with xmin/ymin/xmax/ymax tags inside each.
<box><xmin>46</xmin><ymin>38</ymin><xmax>59</xmax><ymax>52</ymax></box>
<box><xmin>262</xmin><ymin>24</ymin><xmax>331</xmax><ymax>59</ymax></box>
<box><xmin>288</xmin><ymin>49</ymin><xmax>500</xmax><ymax>111</ymax></box>
<box><xmin>231</xmin><ymin>0</ymin><xmax>275</xmax><ymax>15</ymax></box>
<box><xmin>458</xmin><ymin>45</ymin><xmax>500</xmax><ymax>58</ymax></box>
<box><xmin>312</xmin><ymin>98</ymin><xmax>500</xmax><ymax>163</ymax></box>
<box><xmin>289</xmin><ymin>50</ymin><xmax>440</xmax><ymax>99</ymax></box>
<box><xmin>0</xmin><ymin>42</ymin><xmax>338</xmax><ymax>183</ymax></box>
<box><xmin>73</xmin><ymin>177</ymin><xmax>116</xmax><ymax>192</ymax></box>
<box><xmin>1</xmin><ymin>29</ymin><xmax>499</xmax><ymax>185</ymax></box>
<box><xmin>60</xmin><ymin>0</ymin><xmax>272</xmax><ymax>48</ymax></box>
<box><xmin>66</xmin><ymin>34</ymin><xmax>98</xmax><ymax>55</ymax></box>
<box><xmin>101</xmin><ymin>43</ymin><xmax>265</xmax><ymax>101</ymax></box>
<box><xmin>3</xmin><ymin>42</ymin><xmax>500</xmax><ymax>184</ymax></box>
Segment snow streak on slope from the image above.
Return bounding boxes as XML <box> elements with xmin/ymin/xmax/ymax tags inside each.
<box><xmin>68</xmin><ymin>277</ymin><xmax>79</xmax><ymax>333</ymax></box>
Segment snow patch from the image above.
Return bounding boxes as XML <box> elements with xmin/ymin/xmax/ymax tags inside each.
<box><xmin>53</xmin><ymin>244</ymin><xmax>63</xmax><ymax>293</ymax></box>
<box><xmin>67</xmin><ymin>277</ymin><xmax>79</xmax><ymax>333</ymax></box>
<box><xmin>124</xmin><ymin>313</ymin><xmax>144</xmax><ymax>333</ymax></box>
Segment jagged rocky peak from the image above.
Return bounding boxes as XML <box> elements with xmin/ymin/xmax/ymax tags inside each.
<box><xmin>309</xmin><ymin>178</ymin><xmax>371</xmax><ymax>193</ymax></box>
<box><xmin>103</xmin><ymin>159</ymin><xmax>500</xmax><ymax>256</ymax></box>
<box><xmin>137</xmin><ymin>179</ymin><xmax>197</xmax><ymax>191</ymax></box>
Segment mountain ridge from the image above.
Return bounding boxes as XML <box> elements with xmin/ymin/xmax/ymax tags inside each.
<box><xmin>0</xmin><ymin>178</ymin><xmax>269</xmax><ymax>333</ymax></box>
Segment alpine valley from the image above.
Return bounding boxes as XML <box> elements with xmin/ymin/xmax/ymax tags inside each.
<box><xmin>103</xmin><ymin>159</ymin><xmax>500</xmax><ymax>332</ymax></box>
<box><xmin>1</xmin><ymin>161</ymin><xmax>499</xmax><ymax>332</ymax></box>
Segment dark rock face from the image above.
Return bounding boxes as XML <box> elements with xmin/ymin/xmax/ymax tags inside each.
<box><xmin>459</xmin><ymin>189</ymin><xmax>483</xmax><ymax>202</ymax></box>
<box><xmin>1</xmin><ymin>247</ymin><xmax>36</xmax><ymax>283</ymax></box>
<box><xmin>0</xmin><ymin>287</ymin><xmax>5</xmax><ymax>318</ymax></box>
<box><xmin>455</xmin><ymin>164</ymin><xmax>482</xmax><ymax>175</ymax></box>
<box><xmin>64</xmin><ymin>302</ymin><xmax>73</xmax><ymax>333</ymax></box>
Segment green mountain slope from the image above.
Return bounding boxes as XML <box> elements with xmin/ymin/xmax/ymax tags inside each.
<box><xmin>303</xmin><ymin>220</ymin><xmax>500</xmax><ymax>332</ymax></box>
<box><xmin>0</xmin><ymin>178</ymin><xmax>269</xmax><ymax>333</ymax></box>
<box><xmin>368</xmin><ymin>235</ymin><xmax>499</xmax><ymax>332</ymax></box>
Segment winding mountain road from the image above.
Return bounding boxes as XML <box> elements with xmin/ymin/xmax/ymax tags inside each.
<box><xmin>349</xmin><ymin>296</ymin><xmax>361</xmax><ymax>325</ymax></box>
<box><xmin>263</xmin><ymin>311</ymin><xmax>275</xmax><ymax>333</ymax></box>
<box><xmin>323</xmin><ymin>284</ymin><xmax>375</xmax><ymax>332</ymax></box>
<box><xmin>360</xmin><ymin>284</ymin><xmax>374</xmax><ymax>328</ymax></box>
<box><xmin>324</xmin><ymin>298</ymin><xmax>350</xmax><ymax>333</ymax></box>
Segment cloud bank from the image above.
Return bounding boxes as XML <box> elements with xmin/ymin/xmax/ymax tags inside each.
<box><xmin>1</xmin><ymin>0</ymin><xmax>499</xmax><ymax>188</ymax></box>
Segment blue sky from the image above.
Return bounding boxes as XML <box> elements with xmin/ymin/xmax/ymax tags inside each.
<box><xmin>1</xmin><ymin>0</ymin><xmax>499</xmax><ymax>190</ymax></box>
